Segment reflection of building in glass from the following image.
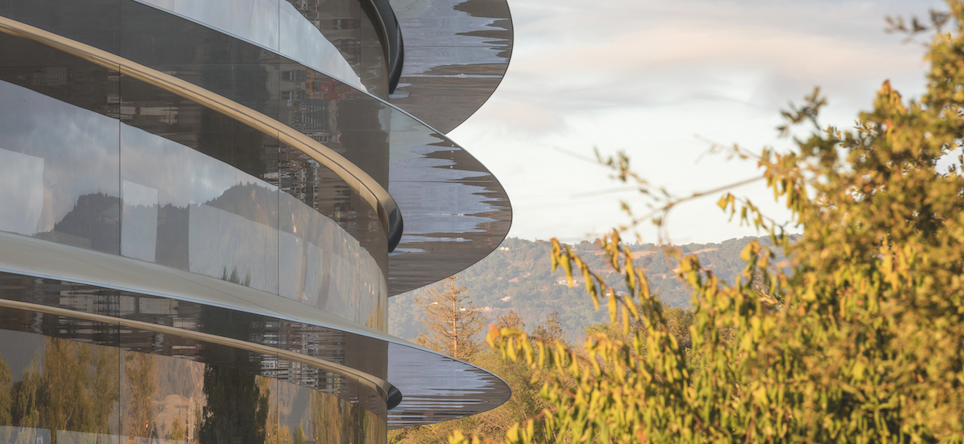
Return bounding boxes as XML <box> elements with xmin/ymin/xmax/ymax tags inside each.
<box><xmin>0</xmin><ymin>0</ymin><xmax>513</xmax><ymax>442</ymax></box>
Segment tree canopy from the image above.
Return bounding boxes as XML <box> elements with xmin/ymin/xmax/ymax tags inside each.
<box><xmin>450</xmin><ymin>2</ymin><xmax>964</xmax><ymax>443</ymax></box>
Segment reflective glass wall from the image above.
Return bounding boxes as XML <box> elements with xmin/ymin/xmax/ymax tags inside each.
<box><xmin>1</xmin><ymin>0</ymin><xmax>516</xmax><ymax>297</ymax></box>
<box><xmin>0</xmin><ymin>0</ymin><xmax>388</xmax><ymax>97</ymax></box>
<box><xmin>0</xmin><ymin>31</ymin><xmax>387</xmax><ymax>329</ymax></box>
<box><xmin>0</xmin><ymin>0</ymin><xmax>393</xmax><ymax>272</ymax></box>
<box><xmin>0</xmin><ymin>312</ymin><xmax>385</xmax><ymax>444</ymax></box>
<box><xmin>0</xmin><ymin>271</ymin><xmax>389</xmax><ymax>443</ymax></box>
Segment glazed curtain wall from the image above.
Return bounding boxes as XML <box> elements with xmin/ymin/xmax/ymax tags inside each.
<box><xmin>0</xmin><ymin>311</ymin><xmax>386</xmax><ymax>444</ymax></box>
<box><xmin>0</xmin><ymin>0</ymin><xmax>393</xmax><ymax>266</ymax></box>
<box><xmin>0</xmin><ymin>38</ymin><xmax>387</xmax><ymax>329</ymax></box>
<box><xmin>132</xmin><ymin>0</ymin><xmax>384</xmax><ymax>95</ymax></box>
<box><xmin>0</xmin><ymin>0</ymin><xmax>388</xmax><ymax>97</ymax></box>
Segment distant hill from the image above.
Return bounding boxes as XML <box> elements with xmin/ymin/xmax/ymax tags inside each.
<box><xmin>388</xmin><ymin>235</ymin><xmax>790</xmax><ymax>342</ymax></box>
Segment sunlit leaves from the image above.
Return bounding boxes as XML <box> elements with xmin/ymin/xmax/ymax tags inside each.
<box><xmin>449</xmin><ymin>2</ymin><xmax>964</xmax><ymax>443</ymax></box>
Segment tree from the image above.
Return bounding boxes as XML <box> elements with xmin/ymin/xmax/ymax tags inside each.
<box><xmin>168</xmin><ymin>413</ymin><xmax>186</xmax><ymax>443</ymax></box>
<box><xmin>451</xmin><ymin>2</ymin><xmax>964</xmax><ymax>443</ymax></box>
<box><xmin>196</xmin><ymin>308</ymin><xmax>269</xmax><ymax>444</ymax></box>
<box><xmin>530</xmin><ymin>312</ymin><xmax>564</xmax><ymax>344</ymax></box>
<box><xmin>0</xmin><ymin>353</ymin><xmax>11</xmax><ymax>427</ymax></box>
<box><xmin>496</xmin><ymin>310</ymin><xmax>525</xmax><ymax>331</ymax></box>
<box><xmin>125</xmin><ymin>351</ymin><xmax>157</xmax><ymax>440</ymax></box>
<box><xmin>415</xmin><ymin>276</ymin><xmax>487</xmax><ymax>361</ymax></box>
<box><xmin>293</xmin><ymin>425</ymin><xmax>306</xmax><ymax>444</ymax></box>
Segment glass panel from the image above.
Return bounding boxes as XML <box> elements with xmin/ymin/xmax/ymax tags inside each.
<box><xmin>118</xmin><ymin>333</ymin><xmax>279</xmax><ymax>444</ymax></box>
<box><xmin>277</xmin><ymin>146</ymin><xmax>387</xmax><ymax>327</ymax></box>
<box><xmin>278</xmin><ymin>0</ymin><xmax>359</xmax><ymax>88</ymax></box>
<box><xmin>0</xmin><ymin>80</ymin><xmax>121</xmax><ymax>255</ymax></box>
<box><xmin>0</xmin><ymin>271</ymin><xmax>401</xmax><ymax>432</ymax></box>
<box><xmin>126</xmin><ymin>0</ymin><xmax>365</xmax><ymax>91</ymax></box>
<box><xmin>0</xmin><ymin>309</ymin><xmax>121</xmax><ymax>443</ymax></box>
<box><xmin>0</xmin><ymin>30</ymin><xmax>392</xmax><ymax>325</ymax></box>
<box><xmin>133</xmin><ymin>0</ymin><xmax>280</xmax><ymax>55</ymax></box>
<box><xmin>120</xmin><ymin>124</ymin><xmax>280</xmax><ymax>295</ymax></box>
<box><xmin>280</xmin><ymin>377</ymin><xmax>386</xmax><ymax>444</ymax></box>
<box><xmin>0</xmin><ymin>0</ymin><xmax>121</xmax><ymax>54</ymax></box>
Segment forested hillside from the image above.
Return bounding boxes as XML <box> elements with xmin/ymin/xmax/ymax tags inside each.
<box><xmin>388</xmin><ymin>235</ymin><xmax>789</xmax><ymax>341</ymax></box>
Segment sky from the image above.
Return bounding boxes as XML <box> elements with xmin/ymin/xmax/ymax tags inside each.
<box><xmin>448</xmin><ymin>0</ymin><xmax>945</xmax><ymax>245</ymax></box>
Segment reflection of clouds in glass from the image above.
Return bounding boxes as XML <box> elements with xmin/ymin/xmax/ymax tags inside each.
<box><xmin>188</xmin><ymin>203</ymin><xmax>274</xmax><ymax>292</ymax></box>
<box><xmin>136</xmin><ymin>0</ymin><xmax>279</xmax><ymax>49</ymax></box>
<box><xmin>279</xmin><ymin>231</ymin><xmax>306</xmax><ymax>300</ymax></box>
<box><xmin>122</xmin><ymin>180</ymin><xmax>159</xmax><ymax>262</ymax></box>
<box><xmin>0</xmin><ymin>149</ymin><xmax>44</xmax><ymax>236</ymax></box>
<box><xmin>0</xmin><ymin>81</ymin><xmax>119</xmax><ymax>233</ymax></box>
<box><xmin>134</xmin><ymin>0</ymin><xmax>362</xmax><ymax>89</ymax></box>
<box><xmin>121</xmin><ymin>124</ymin><xmax>275</xmax><ymax>207</ymax></box>
<box><xmin>123</xmin><ymin>121</ymin><xmax>385</xmax><ymax>319</ymax></box>
<box><xmin>279</xmin><ymin>2</ymin><xmax>360</xmax><ymax>89</ymax></box>
<box><xmin>123</xmin><ymin>180</ymin><xmax>158</xmax><ymax>208</ymax></box>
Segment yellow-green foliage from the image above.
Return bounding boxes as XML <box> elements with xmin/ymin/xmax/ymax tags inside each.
<box><xmin>451</xmin><ymin>3</ymin><xmax>964</xmax><ymax>443</ymax></box>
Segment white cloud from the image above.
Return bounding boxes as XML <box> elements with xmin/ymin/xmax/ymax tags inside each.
<box><xmin>453</xmin><ymin>0</ymin><xmax>945</xmax><ymax>243</ymax></box>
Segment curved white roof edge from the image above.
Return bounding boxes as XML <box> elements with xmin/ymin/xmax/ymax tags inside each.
<box><xmin>388</xmin><ymin>0</ymin><xmax>515</xmax><ymax>134</ymax></box>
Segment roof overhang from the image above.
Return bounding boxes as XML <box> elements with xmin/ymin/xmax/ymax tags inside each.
<box><xmin>388</xmin><ymin>0</ymin><xmax>513</xmax><ymax>134</ymax></box>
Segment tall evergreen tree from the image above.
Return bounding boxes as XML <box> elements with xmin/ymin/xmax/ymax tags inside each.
<box><xmin>415</xmin><ymin>276</ymin><xmax>487</xmax><ymax>361</ymax></box>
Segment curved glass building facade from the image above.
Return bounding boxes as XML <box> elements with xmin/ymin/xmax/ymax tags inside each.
<box><xmin>0</xmin><ymin>0</ymin><xmax>513</xmax><ymax>442</ymax></box>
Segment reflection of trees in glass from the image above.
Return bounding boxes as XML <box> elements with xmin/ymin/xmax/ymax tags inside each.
<box><xmin>293</xmin><ymin>425</ymin><xmax>305</xmax><ymax>444</ymax></box>
<box><xmin>3</xmin><ymin>337</ymin><xmax>120</xmax><ymax>443</ymax></box>
<box><xmin>197</xmin><ymin>365</ymin><xmax>269</xmax><ymax>444</ymax></box>
<box><xmin>40</xmin><ymin>337</ymin><xmax>119</xmax><ymax>442</ymax></box>
<box><xmin>258</xmin><ymin>377</ymin><xmax>291</xmax><ymax>444</ymax></box>
<box><xmin>0</xmin><ymin>353</ymin><xmax>11</xmax><ymax>426</ymax></box>
<box><xmin>0</xmin><ymin>352</ymin><xmax>12</xmax><ymax>443</ymax></box>
<box><xmin>11</xmin><ymin>360</ymin><xmax>40</xmax><ymax>430</ymax></box>
<box><xmin>346</xmin><ymin>402</ymin><xmax>382</xmax><ymax>444</ymax></box>
<box><xmin>41</xmin><ymin>193</ymin><xmax>121</xmax><ymax>254</ymax></box>
<box><xmin>309</xmin><ymin>392</ymin><xmax>381</xmax><ymax>444</ymax></box>
<box><xmin>168</xmin><ymin>413</ymin><xmax>186</xmax><ymax>442</ymax></box>
<box><xmin>197</xmin><ymin>307</ymin><xmax>269</xmax><ymax>444</ymax></box>
<box><xmin>221</xmin><ymin>266</ymin><xmax>251</xmax><ymax>287</ymax></box>
<box><xmin>310</xmin><ymin>391</ymin><xmax>342</xmax><ymax>444</ymax></box>
<box><xmin>124</xmin><ymin>351</ymin><xmax>157</xmax><ymax>439</ymax></box>
<box><xmin>191</xmin><ymin>402</ymin><xmax>202</xmax><ymax>442</ymax></box>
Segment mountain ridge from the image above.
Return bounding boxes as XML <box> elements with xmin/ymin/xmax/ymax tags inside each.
<box><xmin>388</xmin><ymin>235</ymin><xmax>789</xmax><ymax>342</ymax></box>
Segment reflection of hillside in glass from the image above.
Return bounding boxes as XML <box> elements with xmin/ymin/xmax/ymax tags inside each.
<box><xmin>35</xmin><ymin>193</ymin><xmax>120</xmax><ymax>253</ymax></box>
<box><xmin>0</xmin><ymin>70</ymin><xmax>386</xmax><ymax>326</ymax></box>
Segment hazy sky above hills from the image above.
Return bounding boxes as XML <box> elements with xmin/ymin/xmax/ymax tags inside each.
<box><xmin>448</xmin><ymin>0</ymin><xmax>944</xmax><ymax>244</ymax></box>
